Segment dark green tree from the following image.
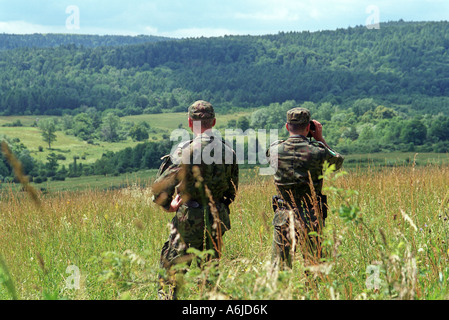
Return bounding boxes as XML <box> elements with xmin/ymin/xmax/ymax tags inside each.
<box><xmin>73</xmin><ymin>113</ymin><xmax>94</xmax><ymax>141</ymax></box>
<box><xmin>45</xmin><ymin>153</ymin><xmax>59</xmax><ymax>177</ymax></box>
<box><xmin>237</xmin><ymin>116</ymin><xmax>250</xmax><ymax>132</ymax></box>
<box><xmin>428</xmin><ymin>116</ymin><xmax>449</xmax><ymax>141</ymax></box>
<box><xmin>100</xmin><ymin>113</ymin><xmax>121</xmax><ymax>142</ymax></box>
<box><xmin>38</xmin><ymin>119</ymin><xmax>57</xmax><ymax>149</ymax></box>
<box><xmin>400</xmin><ymin>118</ymin><xmax>428</xmax><ymax>145</ymax></box>
<box><xmin>129</xmin><ymin>123</ymin><xmax>150</xmax><ymax>141</ymax></box>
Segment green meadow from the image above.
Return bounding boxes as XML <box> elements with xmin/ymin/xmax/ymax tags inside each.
<box><xmin>1</xmin><ymin>164</ymin><xmax>449</xmax><ymax>300</ymax></box>
<box><xmin>122</xmin><ymin>110</ymin><xmax>253</xmax><ymax>132</ymax></box>
<box><xmin>0</xmin><ymin>126</ymin><xmax>140</xmax><ymax>166</ymax></box>
<box><xmin>0</xmin><ymin>112</ymin><xmax>253</xmax><ymax>167</ymax></box>
<box><xmin>1</xmin><ymin>114</ymin><xmax>449</xmax><ymax>300</ymax></box>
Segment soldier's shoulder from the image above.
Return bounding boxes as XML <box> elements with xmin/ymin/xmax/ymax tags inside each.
<box><xmin>270</xmin><ymin>139</ymin><xmax>285</xmax><ymax>148</ymax></box>
<box><xmin>173</xmin><ymin>139</ymin><xmax>193</xmax><ymax>152</ymax></box>
<box><xmin>307</xmin><ymin>141</ymin><xmax>331</xmax><ymax>159</ymax></box>
<box><xmin>266</xmin><ymin>139</ymin><xmax>285</xmax><ymax>157</ymax></box>
<box><xmin>177</xmin><ymin>139</ymin><xmax>193</xmax><ymax>149</ymax></box>
<box><xmin>310</xmin><ymin>140</ymin><xmax>326</xmax><ymax>149</ymax></box>
<box><xmin>171</xmin><ymin>139</ymin><xmax>193</xmax><ymax>159</ymax></box>
<box><xmin>310</xmin><ymin>140</ymin><xmax>342</xmax><ymax>158</ymax></box>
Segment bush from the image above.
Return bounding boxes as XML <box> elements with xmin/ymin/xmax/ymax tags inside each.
<box><xmin>34</xmin><ymin>176</ymin><xmax>47</xmax><ymax>184</ymax></box>
<box><xmin>433</xmin><ymin>141</ymin><xmax>449</xmax><ymax>153</ymax></box>
<box><xmin>51</xmin><ymin>175</ymin><xmax>66</xmax><ymax>181</ymax></box>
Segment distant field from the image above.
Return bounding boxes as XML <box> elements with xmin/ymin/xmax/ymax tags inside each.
<box><xmin>122</xmin><ymin>111</ymin><xmax>253</xmax><ymax>133</ymax></box>
<box><xmin>0</xmin><ymin>168</ymin><xmax>270</xmax><ymax>193</ymax></box>
<box><xmin>0</xmin><ymin>112</ymin><xmax>253</xmax><ymax>166</ymax></box>
<box><xmin>344</xmin><ymin>152</ymin><xmax>449</xmax><ymax>168</ymax></box>
<box><xmin>0</xmin><ymin>115</ymin><xmax>58</xmax><ymax>127</ymax></box>
<box><xmin>31</xmin><ymin>169</ymin><xmax>158</xmax><ymax>192</ymax></box>
<box><xmin>0</xmin><ymin>126</ymin><xmax>141</xmax><ymax>166</ymax></box>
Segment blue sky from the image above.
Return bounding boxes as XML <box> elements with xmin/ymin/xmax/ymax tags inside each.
<box><xmin>0</xmin><ymin>0</ymin><xmax>448</xmax><ymax>38</ymax></box>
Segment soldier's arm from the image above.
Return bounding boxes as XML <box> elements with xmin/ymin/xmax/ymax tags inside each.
<box><xmin>266</xmin><ymin>140</ymin><xmax>283</xmax><ymax>173</ymax></box>
<box><xmin>151</xmin><ymin>163</ymin><xmax>181</xmax><ymax>211</ymax></box>
<box><xmin>230</xmin><ymin>162</ymin><xmax>239</xmax><ymax>202</ymax></box>
<box><xmin>223</xmin><ymin>159</ymin><xmax>239</xmax><ymax>206</ymax></box>
<box><xmin>152</xmin><ymin>141</ymin><xmax>191</xmax><ymax>211</ymax></box>
<box><xmin>311</xmin><ymin>120</ymin><xmax>344</xmax><ymax>171</ymax></box>
<box><xmin>323</xmin><ymin>145</ymin><xmax>344</xmax><ymax>171</ymax></box>
<box><xmin>311</xmin><ymin>139</ymin><xmax>344</xmax><ymax>171</ymax></box>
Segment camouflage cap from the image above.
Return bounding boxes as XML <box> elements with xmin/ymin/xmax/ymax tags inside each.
<box><xmin>287</xmin><ymin>107</ymin><xmax>310</xmax><ymax>125</ymax></box>
<box><xmin>188</xmin><ymin>100</ymin><xmax>215</xmax><ymax>120</ymax></box>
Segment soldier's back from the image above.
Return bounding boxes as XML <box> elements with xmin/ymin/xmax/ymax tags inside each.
<box><xmin>178</xmin><ymin>132</ymin><xmax>238</xmax><ymax>205</ymax></box>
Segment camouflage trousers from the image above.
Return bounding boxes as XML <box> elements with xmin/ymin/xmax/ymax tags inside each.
<box><xmin>271</xmin><ymin>205</ymin><xmax>325</xmax><ymax>271</ymax></box>
<box><xmin>158</xmin><ymin>201</ymin><xmax>230</xmax><ymax>299</ymax></box>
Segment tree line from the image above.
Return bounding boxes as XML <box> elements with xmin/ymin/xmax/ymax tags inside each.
<box><xmin>2</xmin><ymin>97</ymin><xmax>449</xmax><ymax>184</ymax></box>
<box><xmin>1</xmin><ymin>21</ymin><xmax>449</xmax><ymax>117</ymax></box>
<box><xmin>35</xmin><ymin>108</ymin><xmax>154</xmax><ymax>149</ymax></box>
<box><xmin>249</xmin><ymin>99</ymin><xmax>449</xmax><ymax>155</ymax></box>
<box><xmin>0</xmin><ymin>33</ymin><xmax>172</xmax><ymax>50</ymax></box>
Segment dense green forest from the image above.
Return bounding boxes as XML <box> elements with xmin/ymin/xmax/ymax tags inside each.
<box><xmin>1</xmin><ymin>20</ymin><xmax>449</xmax><ymax>183</ymax></box>
<box><xmin>1</xmin><ymin>21</ymin><xmax>449</xmax><ymax>116</ymax></box>
<box><xmin>0</xmin><ymin>33</ymin><xmax>172</xmax><ymax>50</ymax></box>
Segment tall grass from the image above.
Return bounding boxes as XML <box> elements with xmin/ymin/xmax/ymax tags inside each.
<box><xmin>0</xmin><ymin>163</ymin><xmax>448</xmax><ymax>299</ymax></box>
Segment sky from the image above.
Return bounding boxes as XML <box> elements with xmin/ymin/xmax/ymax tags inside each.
<box><xmin>0</xmin><ymin>0</ymin><xmax>448</xmax><ymax>38</ymax></box>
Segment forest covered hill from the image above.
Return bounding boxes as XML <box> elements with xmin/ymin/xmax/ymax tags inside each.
<box><xmin>1</xmin><ymin>20</ymin><xmax>449</xmax><ymax>116</ymax></box>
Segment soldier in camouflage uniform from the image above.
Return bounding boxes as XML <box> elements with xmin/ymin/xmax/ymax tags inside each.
<box><xmin>152</xmin><ymin>100</ymin><xmax>239</xmax><ymax>299</ymax></box>
<box><xmin>267</xmin><ymin>107</ymin><xmax>344</xmax><ymax>270</ymax></box>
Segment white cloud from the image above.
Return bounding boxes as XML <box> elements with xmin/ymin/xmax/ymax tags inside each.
<box><xmin>0</xmin><ymin>20</ymin><xmax>57</xmax><ymax>34</ymax></box>
<box><xmin>144</xmin><ymin>26</ymin><xmax>159</xmax><ymax>35</ymax></box>
<box><xmin>0</xmin><ymin>19</ymin><xmax>144</xmax><ymax>36</ymax></box>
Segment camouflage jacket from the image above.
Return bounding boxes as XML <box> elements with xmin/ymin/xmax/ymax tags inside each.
<box><xmin>267</xmin><ymin>135</ymin><xmax>344</xmax><ymax>206</ymax></box>
<box><xmin>152</xmin><ymin>132</ymin><xmax>239</xmax><ymax>211</ymax></box>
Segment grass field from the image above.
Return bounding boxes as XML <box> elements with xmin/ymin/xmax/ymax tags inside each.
<box><xmin>0</xmin><ymin>126</ymin><xmax>143</xmax><ymax>166</ymax></box>
<box><xmin>344</xmin><ymin>152</ymin><xmax>449</xmax><ymax>167</ymax></box>
<box><xmin>1</xmin><ymin>114</ymin><xmax>449</xmax><ymax>300</ymax></box>
<box><xmin>0</xmin><ymin>111</ymin><xmax>253</xmax><ymax>167</ymax></box>
<box><xmin>0</xmin><ymin>162</ymin><xmax>448</xmax><ymax>300</ymax></box>
<box><xmin>122</xmin><ymin>110</ymin><xmax>252</xmax><ymax>133</ymax></box>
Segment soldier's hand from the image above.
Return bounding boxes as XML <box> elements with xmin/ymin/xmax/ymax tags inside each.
<box><xmin>310</xmin><ymin>120</ymin><xmax>331</xmax><ymax>149</ymax></box>
<box><xmin>167</xmin><ymin>194</ymin><xmax>182</xmax><ymax>212</ymax></box>
<box><xmin>310</xmin><ymin>120</ymin><xmax>324</xmax><ymax>141</ymax></box>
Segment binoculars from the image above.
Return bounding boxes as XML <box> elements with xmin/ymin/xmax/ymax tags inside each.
<box><xmin>307</xmin><ymin>121</ymin><xmax>316</xmax><ymax>138</ymax></box>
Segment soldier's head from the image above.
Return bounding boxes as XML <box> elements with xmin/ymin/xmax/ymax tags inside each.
<box><xmin>188</xmin><ymin>100</ymin><xmax>216</xmax><ymax>133</ymax></box>
<box><xmin>285</xmin><ymin>107</ymin><xmax>311</xmax><ymax>136</ymax></box>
